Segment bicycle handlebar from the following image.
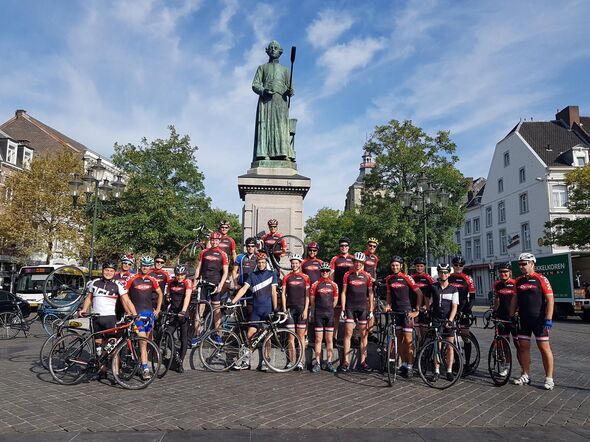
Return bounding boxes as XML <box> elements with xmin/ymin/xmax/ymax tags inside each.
<box><xmin>271</xmin><ymin>311</ymin><xmax>288</xmax><ymax>325</ymax></box>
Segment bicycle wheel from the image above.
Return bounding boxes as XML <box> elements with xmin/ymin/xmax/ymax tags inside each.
<box><xmin>48</xmin><ymin>334</ymin><xmax>93</xmax><ymax>385</ymax></box>
<box><xmin>43</xmin><ymin>265</ymin><xmax>86</xmax><ymax>308</ymax></box>
<box><xmin>0</xmin><ymin>312</ymin><xmax>21</xmax><ymax>340</ymax></box>
<box><xmin>457</xmin><ymin>332</ymin><xmax>480</xmax><ymax>376</ymax></box>
<box><xmin>482</xmin><ymin>309</ymin><xmax>493</xmax><ymax>329</ymax></box>
<box><xmin>198</xmin><ymin>328</ymin><xmax>240</xmax><ymax>372</ymax></box>
<box><xmin>386</xmin><ymin>332</ymin><xmax>397</xmax><ymax>387</ymax></box>
<box><xmin>271</xmin><ymin>235</ymin><xmax>305</xmax><ymax>271</ymax></box>
<box><xmin>262</xmin><ymin>328</ymin><xmax>303</xmax><ymax>372</ymax></box>
<box><xmin>417</xmin><ymin>340</ymin><xmax>463</xmax><ymax>389</ymax></box>
<box><xmin>42</xmin><ymin>313</ymin><xmax>61</xmax><ymax>336</ymax></box>
<box><xmin>488</xmin><ymin>336</ymin><xmax>512</xmax><ymax>386</ymax></box>
<box><xmin>157</xmin><ymin>330</ymin><xmax>175</xmax><ymax>378</ymax></box>
<box><xmin>111</xmin><ymin>336</ymin><xmax>161</xmax><ymax>390</ymax></box>
<box><xmin>189</xmin><ymin>300</ymin><xmax>213</xmax><ymax>343</ymax></box>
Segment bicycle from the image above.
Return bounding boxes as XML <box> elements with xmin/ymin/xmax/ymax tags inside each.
<box><xmin>454</xmin><ymin>312</ymin><xmax>481</xmax><ymax>376</ymax></box>
<box><xmin>186</xmin><ymin>280</ymin><xmax>215</xmax><ymax>346</ymax></box>
<box><xmin>486</xmin><ymin>316</ymin><xmax>517</xmax><ymax>386</ymax></box>
<box><xmin>42</xmin><ymin>265</ymin><xmax>87</xmax><ymax>309</ymax></box>
<box><xmin>0</xmin><ymin>301</ymin><xmax>41</xmax><ymax>340</ymax></box>
<box><xmin>152</xmin><ymin>306</ymin><xmax>177</xmax><ymax>378</ymax></box>
<box><xmin>176</xmin><ymin>224</ymin><xmax>212</xmax><ymax>265</ymax></box>
<box><xmin>417</xmin><ymin>319</ymin><xmax>464</xmax><ymax>389</ymax></box>
<box><xmin>197</xmin><ymin>307</ymin><xmax>303</xmax><ymax>372</ymax></box>
<box><xmin>40</xmin><ymin>309</ymin><xmax>90</xmax><ymax>370</ymax></box>
<box><xmin>48</xmin><ymin>314</ymin><xmax>161</xmax><ymax>389</ymax></box>
<box><xmin>375</xmin><ymin>311</ymin><xmax>407</xmax><ymax>387</ymax></box>
<box><xmin>41</xmin><ymin>297</ymin><xmax>85</xmax><ymax>336</ymax></box>
<box><xmin>255</xmin><ymin>232</ymin><xmax>305</xmax><ymax>274</ymax></box>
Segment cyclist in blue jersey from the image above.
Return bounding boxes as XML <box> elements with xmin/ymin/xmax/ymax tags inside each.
<box><xmin>232</xmin><ymin>237</ymin><xmax>258</xmax><ymax>314</ymax></box>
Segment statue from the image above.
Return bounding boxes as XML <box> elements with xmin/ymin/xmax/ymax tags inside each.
<box><xmin>252</xmin><ymin>41</ymin><xmax>296</xmax><ymax>164</ymax></box>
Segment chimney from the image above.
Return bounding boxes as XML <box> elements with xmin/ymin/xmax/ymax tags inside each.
<box><xmin>15</xmin><ymin>109</ymin><xmax>27</xmax><ymax>118</ymax></box>
<box><xmin>555</xmin><ymin>106</ymin><xmax>580</xmax><ymax>128</ymax></box>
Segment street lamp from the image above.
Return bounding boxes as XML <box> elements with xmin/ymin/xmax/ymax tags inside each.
<box><xmin>69</xmin><ymin>158</ymin><xmax>126</xmax><ymax>270</ymax></box>
<box><xmin>400</xmin><ymin>173</ymin><xmax>447</xmax><ymax>266</ymax></box>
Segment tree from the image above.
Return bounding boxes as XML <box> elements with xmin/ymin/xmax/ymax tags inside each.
<box><xmin>95</xmin><ymin>126</ymin><xmax>235</xmax><ymax>261</ymax></box>
<box><xmin>0</xmin><ymin>148</ymin><xmax>85</xmax><ymax>263</ymax></box>
<box><xmin>543</xmin><ymin>164</ymin><xmax>590</xmax><ymax>249</ymax></box>
<box><xmin>304</xmin><ymin>208</ymin><xmax>362</xmax><ymax>261</ymax></box>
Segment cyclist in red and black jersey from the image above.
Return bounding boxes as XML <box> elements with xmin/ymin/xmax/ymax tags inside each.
<box><xmin>340</xmin><ymin>252</ymin><xmax>373</xmax><ymax>372</ymax></box>
<box><xmin>385</xmin><ymin>255</ymin><xmax>423</xmax><ymax>378</ymax></box>
<box><xmin>166</xmin><ymin>265</ymin><xmax>193</xmax><ymax>373</ymax></box>
<box><xmin>115</xmin><ymin>254</ymin><xmax>135</xmax><ymax>283</ymax></box>
<box><xmin>363</xmin><ymin>237</ymin><xmax>379</xmax><ymax>339</ymax></box>
<box><xmin>329</xmin><ymin>236</ymin><xmax>354</xmax><ymax>340</ymax></box>
<box><xmin>449</xmin><ymin>255</ymin><xmax>476</xmax><ymax>365</ymax></box>
<box><xmin>310</xmin><ymin>262</ymin><xmax>338</xmax><ymax>373</ymax></box>
<box><xmin>149</xmin><ymin>254</ymin><xmax>171</xmax><ymax>309</ymax></box>
<box><xmin>281</xmin><ymin>254</ymin><xmax>310</xmax><ymax>371</ymax></box>
<box><xmin>195</xmin><ymin>231</ymin><xmax>229</xmax><ymax>330</ymax></box>
<box><xmin>513</xmin><ymin>253</ymin><xmax>555</xmax><ymax>390</ymax></box>
<box><xmin>493</xmin><ymin>262</ymin><xmax>518</xmax><ymax>340</ymax></box>
<box><xmin>302</xmin><ymin>242</ymin><xmax>322</xmax><ymax>285</ymax></box>
<box><xmin>261</xmin><ymin>219</ymin><xmax>287</xmax><ymax>266</ymax></box>
<box><xmin>218</xmin><ymin>220</ymin><xmax>237</xmax><ymax>264</ymax></box>
<box><xmin>411</xmin><ymin>257</ymin><xmax>434</xmax><ymax>343</ymax></box>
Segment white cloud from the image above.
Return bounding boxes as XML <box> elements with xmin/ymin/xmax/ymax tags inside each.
<box><xmin>211</xmin><ymin>0</ymin><xmax>239</xmax><ymax>53</ymax></box>
<box><xmin>306</xmin><ymin>9</ymin><xmax>354</xmax><ymax>49</ymax></box>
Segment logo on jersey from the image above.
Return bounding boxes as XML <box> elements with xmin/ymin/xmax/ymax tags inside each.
<box><xmin>205</xmin><ymin>254</ymin><xmax>222</xmax><ymax>261</ymax></box>
<box><xmin>288</xmin><ymin>279</ymin><xmax>304</xmax><ymax>286</ymax></box>
<box><xmin>349</xmin><ymin>279</ymin><xmax>367</xmax><ymax>286</ymax></box>
<box><xmin>135</xmin><ymin>283</ymin><xmax>153</xmax><ymax>290</ymax></box>
<box><xmin>519</xmin><ymin>283</ymin><xmax>538</xmax><ymax>290</ymax></box>
<box><xmin>318</xmin><ymin>287</ymin><xmax>335</xmax><ymax>294</ymax></box>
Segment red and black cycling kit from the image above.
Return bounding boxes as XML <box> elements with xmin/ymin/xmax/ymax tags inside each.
<box><xmin>448</xmin><ymin>272</ymin><xmax>476</xmax><ymax>313</ymax></box>
<box><xmin>218</xmin><ymin>234</ymin><xmax>236</xmax><ymax>260</ymax></box>
<box><xmin>311</xmin><ymin>278</ymin><xmax>338</xmax><ymax>332</ymax></box>
<box><xmin>261</xmin><ymin>232</ymin><xmax>286</xmax><ymax>255</ymax></box>
<box><xmin>494</xmin><ymin>279</ymin><xmax>517</xmax><ymax>320</ymax></box>
<box><xmin>516</xmin><ymin>272</ymin><xmax>553</xmax><ymax>341</ymax></box>
<box><xmin>282</xmin><ymin>271</ymin><xmax>310</xmax><ymax>329</ymax></box>
<box><xmin>386</xmin><ymin>272</ymin><xmax>420</xmax><ymax>332</ymax></box>
<box><xmin>125</xmin><ymin>274</ymin><xmax>160</xmax><ymax>313</ymax></box>
<box><xmin>114</xmin><ymin>270</ymin><xmax>135</xmax><ymax>283</ymax></box>
<box><xmin>197</xmin><ymin>247</ymin><xmax>229</xmax><ymax>284</ymax></box>
<box><xmin>168</xmin><ymin>278</ymin><xmax>192</xmax><ymax>311</ymax></box>
<box><xmin>329</xmin><ymin>254</ymin><xmax>354</xmax><ymax>304</ymax></box>
<box><xmin>343</xmin><ymin>270</ymin><xmax>372</xmax><ymax>324</ymax></box>
<box><xmin>149</xmin><ymin>268</ymin><xmax>171</xmax><ymax>309</ymax></box>
<box><xmin>363</xmin><ymin>251</ymin><xmax>379</xmax><ymax>280</ymax></box>
<box><xmin>302</xmin><ymin>257</ymin><xmax>323</xmax><ymax>285</ymax></box>
<box><xmin>412</xmin><ymin>272</ymin><xmax>434</xmax><ymax>301</ymax></box>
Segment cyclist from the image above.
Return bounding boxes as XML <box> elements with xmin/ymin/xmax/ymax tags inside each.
<box><xmin>281</xmin><ymin>253</ymin><xmax>310</xmax><ymax>371</ymax></box>
<box><xmin>384</xmin><ymin>255</ymin><xmax>423</xmax><ymax>378</ymax></box>
<box><xmin>329</xmin><ymin>236</ymin><xmax>354</xmax><ymax>341</ymax></box>
<box><xmin>302</xmin><ymin>242</ymin><xmax>322</xmax><ymax>285</ymax></box>
<box><xmin>114</xmin><ymin>254</ymin><xmax>135</xmax><ymax>283</ymax></box>
<box><xmin>340</xmin><ymin>251</ymin><xmax>373</xmax><ymax>372</ymax></box>
<box><xmin>124</xmin><ymin>256</ymin><xmax>164</xmax><ymax>380</ymax></box>
<box><xmin>310</xmin><ymin>262</ymin><xmax>338</xmax><ymax>373</ymax></box>
<box><xmin>195</xmin><ymin>231</ymin><xmax>229</xmax><ymax>331</ymax></box>
<box><xmin>218</xmin><ymin>220</ymin><xmax>237</xmax><ymax>264</ymax></box>
<box><xmin>449</xmin><ymin>255</ymin><xmax>476</xmax><ymax>367</ymax></box>
<box><xmin>513</xmin><ymin>253</ymin><xmax>555</xmax><ymax>390</ymax></box>
<box><xmin>411</xmin><ymin>257</ymin><xmax>435</xmax><ymax>345</ymax></box>
<box><xmin>166</xmin><ymin>264</ymin><xmax>193</xmax><ymax>373</ymax></box>
<box><xmin>233</xmin><ymin>237</ymin><xmax>258</xmax><ymax>314</ymax></box>
<box><xmin>492</xmin><ymin>262</ymin><xmax>519</xmax><ymax>369</ymax></box>
<box><xmin>430</xmin><ymin>263</ymin><xmax>459</xmax><ymax>381</ymax></box>
<box><xmin>149</xmin><ymin>254</ymin><xmax>171</xmax><ymax>309</ymax></box>
<box><xmin>79</xmin><ymin>259</ymin><xmax>137</xmax><ymax>378</ymax></box>
<box><xmin>364</xmin><ymin>237</ymin><xmax>380</xmax><ymax>339</ymax></box>
<box><xmin>231</xmin><ymin>252</ymin><xmax>279</xmax><ymax>371</ymax></box>
<box><xmin>261</xmin><ymin>219</ymin><xmax>287</xmax><ymax>266</ymax></box>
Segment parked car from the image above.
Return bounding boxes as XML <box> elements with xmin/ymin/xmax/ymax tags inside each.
<box><xmin>0</xmin><ymin>290</ymin><xmax>31</xmax><ymax>318</ymax></box>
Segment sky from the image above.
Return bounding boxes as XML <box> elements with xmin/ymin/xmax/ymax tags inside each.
<box><xmin>1</xmin><ymin>0</ymin><xmax>589</xmax><ymax>219</ymax></box>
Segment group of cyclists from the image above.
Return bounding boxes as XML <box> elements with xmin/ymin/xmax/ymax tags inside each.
<box><xmin>82</xmin><ymin>218</ymin><xmax>556</xmax><ymax>390</ymax></box>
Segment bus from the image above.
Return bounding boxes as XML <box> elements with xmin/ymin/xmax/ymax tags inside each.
<box><xmin>16</xmin><ymin>265</ymin><xmax>89</xmax><ymax>308</ymax></box>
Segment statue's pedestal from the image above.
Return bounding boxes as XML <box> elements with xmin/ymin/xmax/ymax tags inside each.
<box><xmin>238</xmin><ymin>166</ymin><xmax>311</xmax><ymax>240</ymax></box>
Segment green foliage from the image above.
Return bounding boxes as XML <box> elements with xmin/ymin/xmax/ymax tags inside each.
<box><xmin>304</xmin><ymin>208</ymin><xmax>363</xmax><ymax>261</ymax></box>
<box><xmin>544</xmin><ymin>164</ymin><xmax>590</xmax><ymax>249</ymax></box>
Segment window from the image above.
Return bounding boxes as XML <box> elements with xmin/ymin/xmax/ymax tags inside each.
<box><xmin>519</xmin><ymin>167</ymin><xmax>526</xmax><ymax>183</ymax></box>
<box><xmin>485</xmin><ymin>207</ymin><xmax>493</xmax><ymax>227</ymax></box>
<box><xmin>464</xmin><ymin>220</ymin><xmax>471</xmax><ymax>235</ymax></box>
<box><xmin>23</xmin><ymin>149</ymin><xmax>33</xmax><ymax>169</ymax></box>
<box><xmin>499</xmin><ymin>229</ymin><xmax>507</xmax><ymax>255</ymax></box>
<box><xmin>474</xmin><ymin>238</ymin><xmax>481</xmax><ymax>260</ymax></box>
<box><xmin>465</xmin><ymin>240</ymin><xmax>472</xmax><ymax>261</ymax></box>
<box><xmin>6</xmin><ymin>143</ymin><xmax>16</xmax><ymax>164</ymax></box>
<box><xmin>551</xmin><ymin>185</ymin><xmax>568</xmax><ymax>208</ymax></box>
<box><xmin>498</xmin><ymin>201</ymin><xmax>506</xmax><ymax>223</ymax></box>
<box><xmin>486</xmin><ymin>232</ymin><xmax>494</xmax><ymax>256</ymax></box>
<box><xmin>504</xmin><ymin>151</ymin><xmax>510</xmax><ymax>167</ymax></box>
<box><xmin>498</xmin><ymin>178</ymin><xmax>504</xmax><ymax>193</ymax></box>
<box><xmin>476</xmin><ymin>275</ymin><xmax>484</xmax><ymax>296</ymax></box>
<box><xmin>576</xmin><ymin>156</ymin><xmax>586</xmax><ymax>166</ymax></box>
<box><xmin>519</xmin><ymin>192</ymin><xmax>529</xmax><ymax>214</ymax></box>
<box><xmin>521</xmin><ymin>222</ymin><xmax>531</xmax><ymax>251</ymax></box>
<box><xmin>473</xmin><ymin>217</ymin><xmax>480</xmax><ymax>233</ymax></box>
<box><xmin>455</xmin><ymin>230</ymin><xmax>461</xmax><ymax>244</ymax></box>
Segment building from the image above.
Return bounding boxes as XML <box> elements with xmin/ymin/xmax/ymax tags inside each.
<box><xmin>344</xmin><ymin>150</ymin><xmax>375</xmax><ymax>211</ymax></box>
<box><xmin>459</xmin><ymin>105</ymin><xmax>590</xmax><ymax>303</ymax></box>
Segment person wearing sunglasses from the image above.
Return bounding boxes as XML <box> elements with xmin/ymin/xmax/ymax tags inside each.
<box><xmin>492</xmin><ymin>262</ymin><xmax>519</xmax><ymax>366</ymax></box>
<box><xmin>329</xmin><ymin>236</ymin><xmax>354</xmax><ymax>342</ymax></box>
<box><xmin>449</xmin><ymin>255</ymin><xmax>476</xmax><ymax>366</ymax></box>
<box><xmin>302</xmin><ymin>242</ymin><xmax>323</xmax><ymax>285</ymax></box>
<box><xmin>217</xmin><ymin>220</ymin><xmax>237</xmax><ymax>264</ymax></box>
<box><xmin>149</xmin><ymin>253</ymin><xmax>171</xmax><ymax>310</ymax></box>
<box><xmin>233</xmin><ymin>237</ymin><xmax>259</xmax><ymax>315</ymax></box>
<box><xmin>513</xmin><ymin>253</ymin><xmax>555</xmax><ymax>390</ymax></box>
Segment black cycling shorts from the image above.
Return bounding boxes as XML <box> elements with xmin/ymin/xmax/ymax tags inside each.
<box><xmin>286</xmin><ymin>306</ymin><xmax>307</xmax><ymax>329</ymax></box>
<box><xmin>92</xmin><ymin>315</ymin><xmax>117</xmax><ymax>335</ymax></box>
<box><xmin>394</xmin><ymin>313</ymin><xmax>414</xmax><ymax>333</ymax></box>
<box><xmin>345</xmin><ymin>308</ymin><xmax>367</xmax><ymax>326</ymax></box>
<box><xmin>518</xmin><ymin>318</ymin><xmax>549</xmax><ymax>342</ymax></box>
<box><xmin>314</xmin><ymin>311</ymin><xmax>334</xmax><ymax>332</ymax></box>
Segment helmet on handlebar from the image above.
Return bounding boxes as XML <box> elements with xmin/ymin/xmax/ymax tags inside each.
<box><xmin>175</xmin><ymin>265</ymin><xmax>187</xmax><ymax>275</ymax></box>
<box><xmin>289</xmin><ymin>253</ymin><xmax>303</xmax><ymax>262</ymax></box>
<box><xmin>353</xmin><ymin>252</ymin><xmax>366</xmax><ymax>262</ymax></box>
<box><xmin>413</xmin><ymin>257</ymin><xmax>426</xmax><ymax>265</ymax></box>
<box><xmin>210</xmin><ymin>231</ymin><xmax>223</xmax><ymax>240</ymax></box>
<box><xmin>102</xmin><ymin>259</ymin><xmax>117</xmax><ymax>270</ymax></box>
<box><xmin>245</xmin><ymin>237</ymin><xmax>257</xmax><ymax>246</ymax></box>
<box><xmin>140</xmin><ymin>256</ymin><xmax>154</xmax><ymax>266</ymax></box>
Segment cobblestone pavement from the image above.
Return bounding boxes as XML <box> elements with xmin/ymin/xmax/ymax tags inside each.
<box><xmin>0</xmin><ymin>318</ymin><xmax>589</xmax><ymax>438</ymax></box>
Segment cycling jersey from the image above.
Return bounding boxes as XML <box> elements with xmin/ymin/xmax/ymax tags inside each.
<box><xmin>149</xmin><ymin>268</ymin><xmax>171</xmax><ymax>308</ymax></box>
<box><xmin>329</xmin><ymin>254</ymin><xmax>354</xmax><ymax>294</ymax></box>
<box><xmin>168</xmin><ymin>278</ymin><xmax>192</xmax><ymax>311</ymax></box>
<box><xmin>516</xmin><ymin>272</ymin><xmax>553</xmax><ymax>320</ymax></box>
<box><xmin>125</xmin><ymin>274</ymin><xmax>160</xmax><ymax>312</ymax></box>
<box><xmin>198</xmin><ymin>247</ymin><xmax>229</xmax><ymax>284</ymax></box>
<box><xmin>310</xmin><ymin>278</ymin><xmax>338</xmax><ymax>313</ymax></box>
<box><xmin>385</xmin><ymin>272</ymin><xmax>419</xmax><ymax>312</ymax></box>
<box><xmin>430</xmin><ymin>283</ymin><xmax>459</xmax><ymax>320</ymax></box>
<box><xmin>114</xmin><ymin>270</ymin><xmax>135</xmax><ymax>283</ymax></box>
<box><xmin>343</xmin><ymin>270</ymin><xmax>372</xmax><ymax>310</ymax></box>
<box><xmin>261</xmin><ymin>231</ymin><xmax>286</xmax><ymax>255</ymax></box>
<box><xmin>235</xmin><ymin>253</ymin><xmax>257</xmax><ymax>285</ymax></box>
<box><xmin>87</xmin><ymin>278</ymin><xmax>128</xmax><ymax>316</ymax></box>
<box><xmin>244</xmin><ymin>269</ymin><xmax>278</xmax><ymax>312</ymax></box>
<box><xmin>282</xmin><ymin>271</ymin><xmax>310</xmax><ymax>308</ymax></box>
<box><xmin>448</xmin><ymin>272</ymin><xmax>476</xmax><ymax>312</ymax></box>
<box><xmin>302</xmin><ymin>257</ymin><xmax>323</xmax><ymax>285</ymax></box>
<box><xmin>218</xmin><ymin>234</ymin><xmax>236</xmax><ymax>260</ymax></box>
<box><xmin>493</xmin><ymin>279</ymin><xmax>516</xmax><ymax>320</ymax></box>
<box><xmin>412</xmin><ymin>272</ymin><xmax>435</xmax><ymax>301</ymax></box>
<box><xmin>363</xmin><ymin>251</ymin><xmax>379</xmax><ymax>280</ymax></box>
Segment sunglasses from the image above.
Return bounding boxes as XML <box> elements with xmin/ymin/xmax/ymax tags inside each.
<box><xmin>246</xmin><ymin>244</ymin><xmax>256</xmax><ymax>247</ymax></box>
<box><xmin>220</xmin><ymin>226</ymin><xmax>229</xmax><ymax>229</ymax></box>
<box><xmin>439</xmin><ymin>271</ymin><xmax>450</xmax><ymax>274</ymax></box>
<box><xmin>339</xmin><ymin>244</ymin><xmax>349</xmax><ymax>247</ymax></box>
<box><xmin>320</xmin><ymin>270</ymin><xmax>330</xmax><ymax>273</ymax></box>
<box><xmin>368</xmin><ymin>244</ymin><xmax>377</xmax><ymax>248</ymax></box>
<box><xmin>499</xmin><ymin>270</ymin><xmax>510</xmax><ymax>273</ymax></box>
<box><xmin>155</xmin><ymin>260</ymin><xmax>165</xmax><ymax>264</ymax></box>
<box><xmin>518</xmin><ymin>262</ymin><xmax>528</xmax><ymax>266</ymax></box>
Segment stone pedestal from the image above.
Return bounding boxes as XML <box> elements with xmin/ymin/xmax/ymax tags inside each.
<box><xmin>238</xmin><ymin>166</ymin><xmax>311</xmax><ymax>241</ymax></box>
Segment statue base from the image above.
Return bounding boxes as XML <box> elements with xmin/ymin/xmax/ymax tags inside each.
<box><xmin>238</xmin><ymin>166</ymin><xmax>311</xmax><ymax>241</ymax></box>
<box><xmin>250</xmin><ymin>159</ymin><xmax>297</xmax><ymax>170</ymax></box>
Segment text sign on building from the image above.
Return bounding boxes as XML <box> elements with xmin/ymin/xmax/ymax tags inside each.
<box><xmin>511</xmin><ymin>253</ymin><xmax>573</xmax><ymax>300</ymax></box>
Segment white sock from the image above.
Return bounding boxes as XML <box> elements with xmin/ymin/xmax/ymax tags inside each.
<box><xmin>435</xmin><ymin>368</ymin><xmax>440</xmax><ymax>374</ymax></box>
<box><xmin>545</xmin><ymin>377</ymin><xmax>553</xmax><ymax>382</ymax></box>
<box><xmin>407</xmin><ymin>363</ymin><xmax>413</xmax><ymax>369</ymax></box>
